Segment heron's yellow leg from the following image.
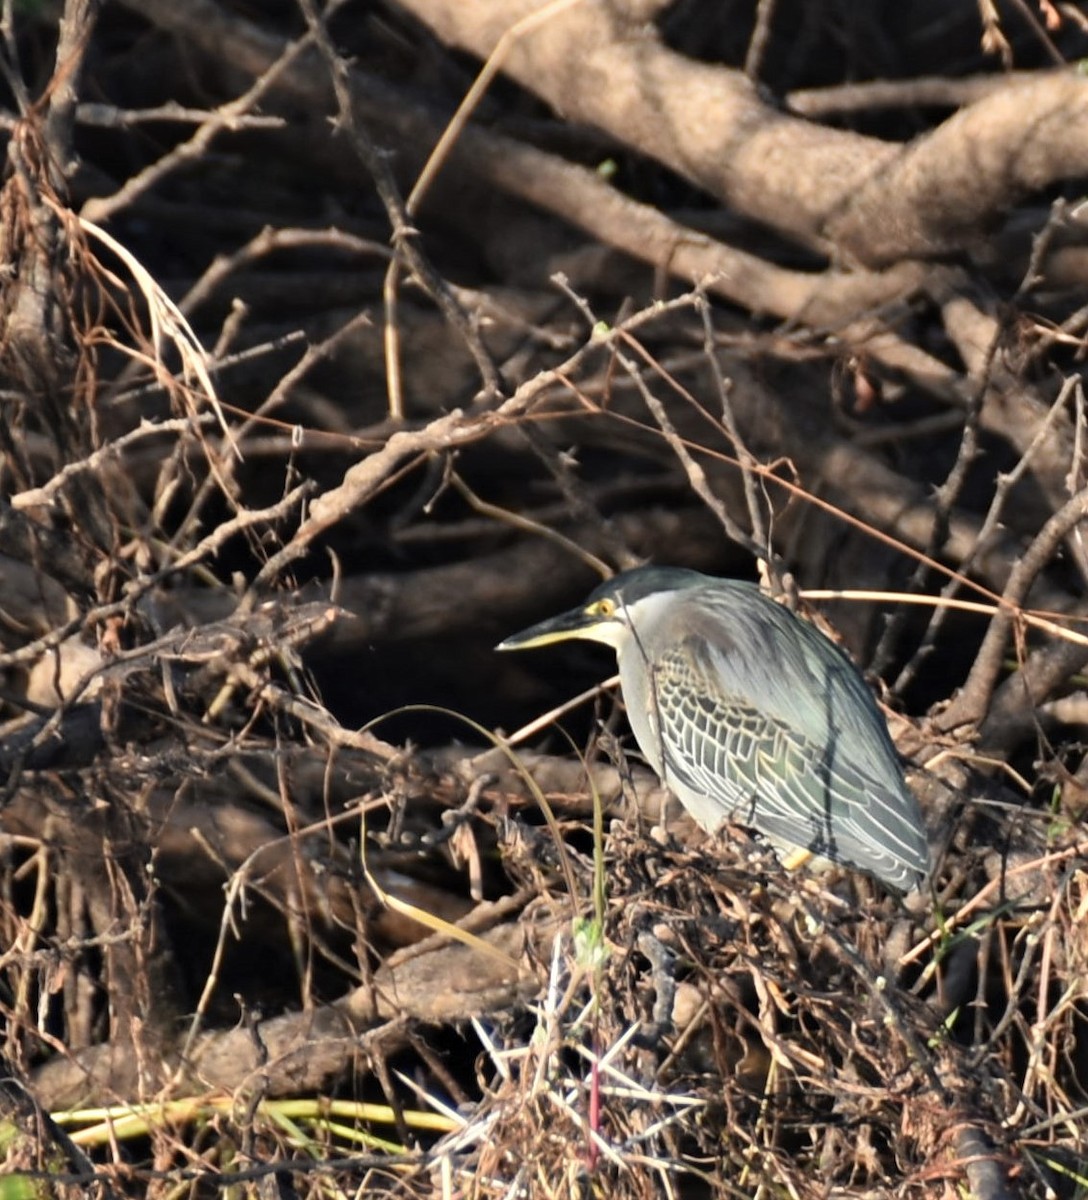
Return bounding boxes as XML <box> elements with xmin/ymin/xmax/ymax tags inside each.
<box><xmin>782</xmin><ymin>847</ymin><xmax>814</xmax><ymax>872</ymax></box>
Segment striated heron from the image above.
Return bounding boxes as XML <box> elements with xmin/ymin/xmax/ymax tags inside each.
<box><xmin>498</xmin><ymin>566</ymin><xmax>930</xmax><ymax>893</ymax></box>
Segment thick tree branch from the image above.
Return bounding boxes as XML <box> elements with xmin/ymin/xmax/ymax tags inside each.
<box><xmin>397</xmin><ymin>0</ymin><xmax>1088</xmax><ymax>267</ymax></box>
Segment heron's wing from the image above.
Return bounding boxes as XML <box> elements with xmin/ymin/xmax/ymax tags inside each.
<box><xmin>683</xmin><ymin>585</ymin><xmax>905</xmax><ymax>785</ymax></box>
<box><xmin>650</xmin><ymin>635</ymin><xmax>927</xmax><ymax>887</ymax></box>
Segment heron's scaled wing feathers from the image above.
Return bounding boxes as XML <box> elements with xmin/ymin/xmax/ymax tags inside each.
<box><xmin>643</xmin><ymin>586</ymin><xmax>929</xmax><ymax>886</ymax></box>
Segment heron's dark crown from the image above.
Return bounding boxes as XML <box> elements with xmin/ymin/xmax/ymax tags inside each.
<box><xmin>588</xmin><ymin>566</ymin><xmax>710</xmax><ymax>608</ymax></box>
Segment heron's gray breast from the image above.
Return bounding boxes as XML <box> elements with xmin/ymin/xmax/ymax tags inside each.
<box><xmin>618</xmin><ymin>641</ymin><xmax>665</xmax><ymax>776</ymax></box>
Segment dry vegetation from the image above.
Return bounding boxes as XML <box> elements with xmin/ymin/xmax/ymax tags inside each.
<box><xmin>3</xmin><ymin>0</ymin><xmax>1088</xmax><ymax>1196</ymax></box>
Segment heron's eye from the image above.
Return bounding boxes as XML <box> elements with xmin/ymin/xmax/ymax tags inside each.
<box><xmin>587</xmin><ymin>598</ymin><xmax>617</xmax><ymax>618</ymax></box>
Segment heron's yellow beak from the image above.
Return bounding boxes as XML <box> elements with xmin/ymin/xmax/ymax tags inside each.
<box><xmin>497</xmin><ymin>605</ymin><xmax>622</xmax><ymax>651</ymax></box>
